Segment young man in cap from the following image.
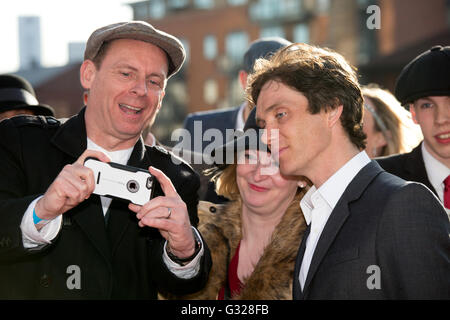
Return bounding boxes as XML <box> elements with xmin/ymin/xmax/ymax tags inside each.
<box><xmin>0</xmin><ymin>74</ymin><xmax>54</xmax><ymax>121</ymax></box>
<box><xmin>0</xmin><ymin>21</ymin><xmax>211</xmax><ymax>299</ymax></box>
<box><xmin>377</xmin><ymin>46</ymin><xmax>450</xmax><ymax>220</ymax></box>
<box><xmin>249</xmin><ymin>43</ymin><xmax>449</xmax><ymax>299</ymax></box>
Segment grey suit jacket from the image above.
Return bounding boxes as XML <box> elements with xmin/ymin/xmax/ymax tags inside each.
<box><xmin>293</xmin><ymin>161</ymin><xmax>449</xmax><ymax>299</ymax></box>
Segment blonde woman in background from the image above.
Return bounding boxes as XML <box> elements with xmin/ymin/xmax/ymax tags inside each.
<box><xmin>362</xmin><ymin>84</ymin><xmax>423</xmax><ymax>158</ymax></box>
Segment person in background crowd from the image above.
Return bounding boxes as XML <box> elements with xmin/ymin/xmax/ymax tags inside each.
<box><xmin>161</xmin><ymin>107</ymin><xmax>308</xmax><ymax>300</ymax></box>
<box><xmin>249</xmin><ymin>43</ymin><xmax>449</xmax><ymax>299</ymax></box>
<box><xmin>377</xmin><ymin>45</ymin><xmax>450</xmax><ymax>219</ymax></box>
<box><xmin>361</xmin><ymin>84</ymin><xmax>422</xmax><ymax>158</ymax></box>
<box><xmin>0</xmin><ymin>21</ymin><xmax>211</xmax><ymax>299</ymax></box>
<box><xmin>0</xmin><ymin>74</ymin><xmax>54</xmax><ymax>121</ymax></box>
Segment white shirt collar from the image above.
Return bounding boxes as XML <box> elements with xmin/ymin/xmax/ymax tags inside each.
<box><xmin>87</xmin><ymin>138</ymin><xmax>134</xmax><ymax>165</ymax></box>
<box><xmin>422</xmin><ymin>142</ymin><xmax>450</xmax><ymax>197</ymax></box>
<box><xmin>235</xmin><ymin>103</ymin><xmax>247</xmax><ymax>131</ymax></box>
<box><xmin>300</xmin><ymin>151</ymin><xmax>371</xmax><ymax>225</ymax></box>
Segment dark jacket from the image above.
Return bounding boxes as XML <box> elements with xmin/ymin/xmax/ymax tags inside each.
<box><xmin>0</xmin><ymin>108</ymin><xmax>211</xmax><ymax>299</ymax></box>
<box><xmin>293</xmin><ymin>161</ymin><xmax>449</xmax><ymax>300</ymax></box>
<box><xmin>376</xmin><ymin>142</ymin><xmax>437</xmax><ymax>195</ymax></box>
<box><xmin>182</xmin><ymin>105</ymin><xmax>242</xmax><ymax>154</ymax></box>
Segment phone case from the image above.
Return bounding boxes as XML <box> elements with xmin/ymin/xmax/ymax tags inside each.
<box><xmin>84</xmin><ymin>157</ymin><xmax>155</xmax><ymax>205</ymax></box>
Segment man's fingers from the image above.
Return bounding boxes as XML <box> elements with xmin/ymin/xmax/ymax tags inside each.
<box><xmin>148</xmin><ymin>166</ymin><xmax>178</xmax><ymax>198</ymax></box>
<box><xmin>76</xmin><ymin>149</ymin><xmax>111</xmax><ymax>166</ymax></box>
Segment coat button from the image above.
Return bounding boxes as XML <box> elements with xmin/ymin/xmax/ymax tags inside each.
<box><xmin>40</xmin><ymin>274</ymin><xmax>51</xmax><ymax>288</ymax></box>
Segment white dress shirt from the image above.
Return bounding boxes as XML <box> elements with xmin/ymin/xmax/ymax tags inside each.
<box><xmin>422</xmin><ymin>142</ymin><xmax>450</xmax><ymax>219</ymax></box>
<box><xmin>20</xmin><ymin>138</ymin><xmax>202</xmax><ymax>278</ymax></box>
<box><xmin>298</xmin><ymin>151</ymin><xmax>371</xmax><ymax>290</ymax></box>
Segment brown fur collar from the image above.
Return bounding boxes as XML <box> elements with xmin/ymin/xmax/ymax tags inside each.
<box><xmin>181</xmin><ymin>193</ymin><xmax>307</xmax><ymax>300</ymax></box>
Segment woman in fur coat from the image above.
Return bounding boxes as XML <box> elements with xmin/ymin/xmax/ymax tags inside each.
<box><xmin>162</xmin><ymin>107</ymin><xmax>308</xmax><ymax>300</ymax></box>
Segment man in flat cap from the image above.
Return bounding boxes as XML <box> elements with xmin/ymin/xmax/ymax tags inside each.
<box><xmin>0</xmin><ymin>21</ymin><xmax>211</xmax><ymax>299</ymax></box>
<box><xmin>0</xmin><ymin>74</ymin><xmax>54</xmax><ymax>121</ymax></box>
<box><xmin>377</xmin><ymin>45</ymin><xmax>450</xmax><ymax>220</ymax></box>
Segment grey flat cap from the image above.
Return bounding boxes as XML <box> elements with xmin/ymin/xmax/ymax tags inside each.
<box><xmin>84</xmin><ymin>21</ymin><xmax>185</xmax><ymax>78</ymax></box>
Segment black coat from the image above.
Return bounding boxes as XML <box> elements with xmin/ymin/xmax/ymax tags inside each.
<box><xmin>0</xmin><ymin>108</ymin><xmax>211</xmax><ymax>299</ymax></box>
<box><xmin>376</xmin><ymin>142</ymin><xmax>437</xmax><ymax>196</ymax></box>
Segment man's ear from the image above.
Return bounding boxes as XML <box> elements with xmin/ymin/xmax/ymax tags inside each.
<box><xmin>156</xmin><ymin>90</ymin><xmax>165</xmax><ymax>113</ymax></box>
<box><xmin>327</xmin><ymin>105</ymin><xmax>343</xmax><ymax>128</ymax></box>
<box><xmin>410</xmin><ymin>104</ymin><xmax>419</xmax><ymax>124</ymax></box>
<box><xmin>80</xmin><ymin>60</ymin><xmax>96</xmax><ymax>90</ymax></box>
<box><xmin>238</xmin><ymin>70</ymin><xmax>248</xmax><ymax>91</ymax></box>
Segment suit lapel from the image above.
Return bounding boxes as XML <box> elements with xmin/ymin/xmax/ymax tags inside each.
<box><xmin>404</xmin><ymin>143</ymin><xmax>437</xmax><ymax>195</ymax></box>
<box><xmin>302</xmin><ymin>161</ymin><xmax>383</xmax><ymax>298</ymax></box>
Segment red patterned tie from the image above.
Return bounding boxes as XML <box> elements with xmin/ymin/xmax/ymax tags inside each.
<box><xmin>444</xmin><ymin>175</ymin><xmax>450</xmax><ymax>209</ymax></box>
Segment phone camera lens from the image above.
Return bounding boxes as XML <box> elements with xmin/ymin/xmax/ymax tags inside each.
<box><xmin>127</xmin><ymin>180</ymin><xmax>139</xmax><ymax>193</ymax></box>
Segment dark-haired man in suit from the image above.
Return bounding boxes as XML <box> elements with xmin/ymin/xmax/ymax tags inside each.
<box><xmin>249</xmin><ymin>43</ymin><xmax>449</xmax><ymax>299</ymax></box>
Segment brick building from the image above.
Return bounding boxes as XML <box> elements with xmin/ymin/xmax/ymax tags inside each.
<box><xmin>14</xmin><ymin>0</ymin><xmax>450</xmax><ymax>144</ymax></box>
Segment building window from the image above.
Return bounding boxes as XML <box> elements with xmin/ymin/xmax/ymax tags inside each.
<box><xmin>447</xmin><ymin>0</ymin><xmax>450</xmax><ymax>26</ymax></box>
<box><xmin>149</xmin><ymin>0</ymin><xmax>166</xmax><ymax>19</ymax></box>
<box><xmin>204</xmin><ymin>79</ymin><xmax>219</xmax><ymax>105</ymax></box>
<box><xmin>293</xmin><ymin>23</ymin><xmax>309</xmax><ymax>43</ymax></box>
<box><xmin>203</xmin><ymin>35</ymin><xmax>218</xmax><ymax>60</ymax></box>
<box><xmin>195</xmin><ymin>0</ymin><xmax>214</xmax><ymax>9</ymax></box>
<box><xmin>228</xmin><ymin>0</ymin><xmax>247</xmax><ymax>5</ymax></box>
<box><xmin>250</xmin><ymin>0</ymin><xmax>301</xmax><ymax>21</ymax></box>
<box><xmin>316</xmin><ymin>0</ymin><xmax>330</xmax><ymax>13</ymax></box>
<box><xmin>225</xmin><ymin>31</ymin><xmax>249</xmax><ymax>63</ymax></box>
<box><xmin>168</xmin><ymin>0</ymin><xmax>189</xmax><ymax>9</ymax></box>
<box><xmin>260</xmin><ymin>26</ymin><xmax>285</xmax><ymax>38</ymax></box>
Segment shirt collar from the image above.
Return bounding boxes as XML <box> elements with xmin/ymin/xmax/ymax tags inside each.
<box><xmin>422</xmin><ymin>142</ymin><xmax>450</xmax><ymax>191</ymax></box>
<box><xmin>87</xmin><ymin>138</ymin><xmax>134</xmax><ymax>165</ymax></box>
<box><xmin>300</xmin><ymin>151</ymin><xmax>371</xmax><ymax>225</ymax></box>
<box><xmin>235</xmin><ymin>103</ymin><xmax>247</xmax><ymax>131</ymax></box>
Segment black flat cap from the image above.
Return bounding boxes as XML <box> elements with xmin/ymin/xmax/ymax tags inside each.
<box><xmin>0</xmin><ymin>74</ymin><xmax>54</xmax><ymax>116</ymax></box>
<box><xmin>395</xmin><ymin>45</ymin><xmax>450</xmax><ymax>105</ymax></box>
<box><xmin>84</xmin><ymin>21</ymin><xmax>185</xmax><ymax>78</ymax></box>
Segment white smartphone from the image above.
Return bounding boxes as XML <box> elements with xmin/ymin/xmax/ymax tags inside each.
<box><xmin>84</xmin><ymin>157</ymin><xmax>155</xmax><ymax>205</ymax></box>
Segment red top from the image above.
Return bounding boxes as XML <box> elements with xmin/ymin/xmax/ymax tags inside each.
<box><xmin>218</xmin><ymin>241</ymin><xmax>244</xmax><ymax>300</ymax></box>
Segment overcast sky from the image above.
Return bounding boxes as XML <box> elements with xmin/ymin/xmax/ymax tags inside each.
<box><xmin>0</xmin><ymin>0</ymin><xmax>134</xmax><ymax>73</ymax></box>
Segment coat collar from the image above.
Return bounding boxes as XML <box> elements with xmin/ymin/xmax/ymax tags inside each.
<box><xmin>404</xmin><ymin>143</ymin><xmax>436</xmax><ymax>194</ymax></box>
<box><xmin>195</xmin><ymin>191</ymin><xmax>307</xmax><ymax>300</ymax></box>
<box><xmin>51</xmin><ymin>107</ymin><xmax>88</xmax><ymax>160</ymax></box>
<box><xmin>301</xmin><ymin>160</ymin><xmax>383</xmax><ymax>297</ymax></box>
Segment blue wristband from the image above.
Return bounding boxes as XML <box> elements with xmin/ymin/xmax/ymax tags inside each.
<box><xmin>33</xmin><ymin>208</ymin><xmax>44</xmax><ymax>224</ymax></box>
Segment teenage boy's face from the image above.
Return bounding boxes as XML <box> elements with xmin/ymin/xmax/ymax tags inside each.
<box><xmin>411</xmin><ymin>95</ymin><xmax>450</xmax><ymax>166</ymax></box>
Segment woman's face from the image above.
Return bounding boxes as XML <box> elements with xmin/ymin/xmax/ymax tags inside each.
<box><xmin>236</xmin><ymin>149</ymin><xmax>298</xmax><ymax>212</ymax></box>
